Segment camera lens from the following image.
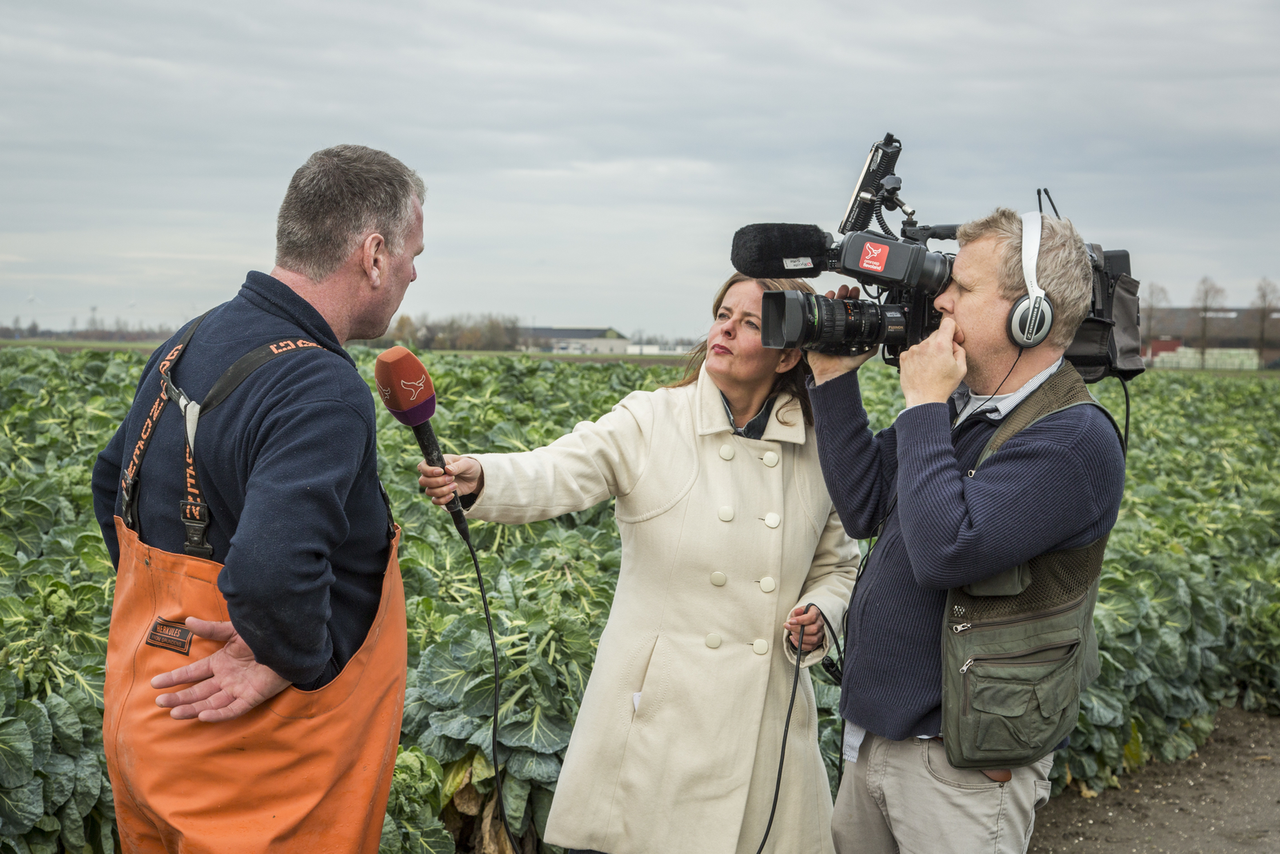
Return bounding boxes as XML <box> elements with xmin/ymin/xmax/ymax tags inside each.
<box><xmin>761</xmin><ymin>291</ymin><xmax>907</xmax><ymax>355</ymax></box>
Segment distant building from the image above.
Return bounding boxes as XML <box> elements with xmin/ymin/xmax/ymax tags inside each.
<box><xmin>1144</xmin><ymin>306</ymin><xmax>1280</xmax><ymax>368</ymax></box>
<box><xmin>1153</xmin><ymin>347</ymin><xmax>1261</xmax><ymax>370</ymax></box>
<box><xmin>626</xmin><ymin>343</ymin><xmax>689</xmax><ymax>356</ymax></box>
<box><xmin>521</xmin><ymin>327</ymin><xmax>630</xmax><ymax>355</ymax></box>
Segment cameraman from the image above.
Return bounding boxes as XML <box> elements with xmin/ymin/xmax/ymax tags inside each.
<box><xmin>807</xmin><ymin>209</ymin><xmax>1125</xmax><ymax>854</ymax></box>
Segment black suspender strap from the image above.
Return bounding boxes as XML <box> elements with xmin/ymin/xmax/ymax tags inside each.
<box><xmin>125</xmin><ymin>322</ymin><xmax>328</xmax><ymax>560</ymax></box>
<box><xmin>164</xmin><ymin>338</ymin><xmax>327</xmax><ymax>558</ymax></box>
<box><xmin>168</xmin><ymin>338</ymin><xmax>327</xmax><ymax>558</ymax></box>
<box><xmin>200</xmin><ymin>337</ymin><xmax>324</xmax><ymax>413</ymax></box>
<box><xmin>119</xmin><ymin>314</ymin><xmax>209</xmax><ymax>532</ymax></box>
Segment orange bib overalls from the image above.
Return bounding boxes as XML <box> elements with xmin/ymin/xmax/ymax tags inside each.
<box><xmin>102</xmin><ymin>326</ymin><xmax>407</xmax><ymax>853</ymax></box>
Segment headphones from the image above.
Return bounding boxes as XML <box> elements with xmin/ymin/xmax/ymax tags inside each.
<box><xmin>1006</xmin><ymin>211</ymin><xmax>1055</xmax><ymax>348</ymax></box>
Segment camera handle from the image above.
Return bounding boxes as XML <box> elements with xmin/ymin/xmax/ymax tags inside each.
<box><xmin>872</xmin><ymin>177</ymin><xmax>959</xmax><ymax>248</ymax></box>
<box><xmin>901</xmin><ymin>223</ymin><xmax>959</xmax><ymax>244</ymax></box>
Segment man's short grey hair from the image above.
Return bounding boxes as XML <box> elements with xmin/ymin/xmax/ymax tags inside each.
<box><xmin>956</xmin><ymin>207</ymin><xmax>1092</xmax><ymax>349</ymax></box>
<box><xmin>275</xmin><ymin>145</ymin><xmax>426</xmax><ymax>282</ymax></box>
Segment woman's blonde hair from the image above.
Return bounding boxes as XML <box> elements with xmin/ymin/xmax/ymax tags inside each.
<box><xmin>671</xmin><ymin>272</ymin><xmax>816</xmax><ymax>426</ymax></box>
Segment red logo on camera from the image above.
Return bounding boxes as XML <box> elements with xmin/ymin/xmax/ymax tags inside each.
<box><xmin>859</xmin><ymin>242</ymin><xmax>888</xmax><ymax>273</ymax></box>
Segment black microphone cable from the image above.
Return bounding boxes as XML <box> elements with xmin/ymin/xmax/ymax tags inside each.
<box><xmin>411</xmin><ymin>423</ymin><xmax>521</xmax><ymax>849</ymax></box>
<box><xmin>753</xmin><ymin>600</ymin><xmax>847</xmax><ymax>854</ymax></box>
<box><xmin>436</xmin><ymin>497</ymin><xmax>523</xmax><ymax>854</ymax></box>
<box><xmin>754</xmin><ymin>612</ymin><xmax>807</xmax><ymax>854</ymax></box>
<box><xmin>455</xmin><ymin>520</ymin><xmax>524</xmax><ymax>854</ymax></box>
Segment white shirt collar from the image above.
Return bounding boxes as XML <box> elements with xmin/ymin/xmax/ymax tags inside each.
<box><xmin>951</xmin><ymin>357</ymin><xmax>1064</xmax><ymax>427</ymax></box>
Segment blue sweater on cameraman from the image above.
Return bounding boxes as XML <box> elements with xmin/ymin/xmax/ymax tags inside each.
<box><xmin>92</xmin><ymin>272</ymin><xmax>390</xmax><ymax>690</ymax></box>
<box><xmin>808</xmin><ymin>369</ymin><xmax>1125</xmax><ymax>741</ymax></box>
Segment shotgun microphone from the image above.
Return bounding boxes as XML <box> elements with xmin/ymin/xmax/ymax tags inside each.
<box><xmin>730</xmin><ymin>223</ymin><xmax>833</xmax><ymax>279</ymax></box>
<box><xmin>374</xmin><ymin>346</ymin><xmax>469</xmax><ymax>541</ymax></box>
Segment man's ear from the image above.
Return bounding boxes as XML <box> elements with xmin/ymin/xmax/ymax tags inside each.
<box><xmin>360</xmin><ymin>232</ymin><xmax>388</xmax><ymax>286</ymax></box>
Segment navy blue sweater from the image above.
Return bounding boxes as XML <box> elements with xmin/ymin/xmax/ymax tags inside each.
<box><xmin>92</xmin><ymin>272</ymin><xmax>391</xmax><ymax>689</ymax></box>
<box><xmin>808</xmin><ymin>369</ymin><xmax>1125</xmax><ymax>741</ymax></box>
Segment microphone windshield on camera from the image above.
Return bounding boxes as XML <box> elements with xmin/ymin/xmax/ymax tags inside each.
<box><xmin>730</xmin><ymin>223</ymin><xmax>832</xmax><ymax>279</ymax></box>
<box><xmin>374</xmin><ymin>346</ymin><xmax>437</xmax><ymax>426</ymax></box>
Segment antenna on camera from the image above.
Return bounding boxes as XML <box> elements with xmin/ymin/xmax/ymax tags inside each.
<box><xmin>1037</xmin><ymin>188</ymin><xmax>1061</xmax><ymax>217</ymax></box>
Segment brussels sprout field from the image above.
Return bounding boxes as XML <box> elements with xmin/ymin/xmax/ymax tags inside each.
<box><xmin>1</xmin><ymin>345</ymin><xmax>1277</xmax><ymax>854</ymax></box>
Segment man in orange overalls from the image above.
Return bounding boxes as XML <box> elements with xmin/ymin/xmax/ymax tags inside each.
<box><xmin>91</xmin><ymin>145</ymin><xmax>424</xmax><ymax>853</ymax></box>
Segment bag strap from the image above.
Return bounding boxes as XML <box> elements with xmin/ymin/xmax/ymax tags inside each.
<box><xmin>973</xmin><ymin>361</ymin><xmax>1125</xmax><ymax>471</ymax></box>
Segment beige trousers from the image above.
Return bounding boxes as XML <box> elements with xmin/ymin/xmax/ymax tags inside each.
<box><xmin>830</xmin><ymin>733</ymin><xmax>1054</xmax><ymax>854</ymax></box>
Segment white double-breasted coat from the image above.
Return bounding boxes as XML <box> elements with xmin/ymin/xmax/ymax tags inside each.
<box><xmin>465</xmin><ymin>365</ymin><xmax>859</xmax><ymax>854</ymax></box>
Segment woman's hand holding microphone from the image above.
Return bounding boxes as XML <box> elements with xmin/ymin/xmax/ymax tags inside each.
<box><xmin>418</xmin><ymin>454</ymin><xmax>485</xmax><ymax>506</ymax></box>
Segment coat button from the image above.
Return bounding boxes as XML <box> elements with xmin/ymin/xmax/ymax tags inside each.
<box><xmin>762</xmin><ymin>451</ymin><xmax>779</xmax><ymax>468</ymax></box>
<box><xmin>759</xmin><ymin>576</ymin><xmax>776</xmax><ymax>593</ymax></box>
<box><xmin>711</xmin><ymin>571</ymin><xmax>727</xmax><ymax>587</ymax></box>
<box><xmin>764</xmin><ymin>512</ymin><xmax>780</xmax><ymax>528</ymax></box>
<box><xmin>719</xmin><ymin>444</ymin><xmax>735</xmax><ymax>461</ymax></box>
<box><xmin>719</xmin><ymin>506</ymin><xmax>735</xmax><ymax>522</ymax></box>
<box><xmin>706</xmin><ymin>633</ymin><xmax>722</xmax><ymax>649</ymax></box>
<box><xmin>752</xmin><ymin>639</ymin><xmax>769</xmax><ymax>655</ymax></box>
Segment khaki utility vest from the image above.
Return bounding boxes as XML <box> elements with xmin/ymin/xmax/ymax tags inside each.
<box><xmin>940</xmin><ymin>362</ymin><xmax>1123</xmax><ymax>770</ymax></box>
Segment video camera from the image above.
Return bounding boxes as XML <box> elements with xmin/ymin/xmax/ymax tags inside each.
<box><xmin>729</xmin><ymin>133</ymin><xmax>1144</xmax><ymax>383</ymax></box>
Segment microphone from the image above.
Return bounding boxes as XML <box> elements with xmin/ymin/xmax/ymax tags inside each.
<box><xmin>730</xmin><ymin>223</ymin><xmax>833</xmax><ymax>279</ymax></box>
<box><xmin>375</xmin><ymin>346</ymin><xmax>516</xmax><ymax>852</ymax></box>
<box><xmin>374</xmin><ymin>346</ymin><xmax>470</xmax><ymax>541</ymax></box>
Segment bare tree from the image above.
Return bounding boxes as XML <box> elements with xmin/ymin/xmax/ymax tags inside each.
<box><xmin>409</xmin><ymin>313</ymin><xmax>520</xmax><ymax>351</ymax></box>
<box><xmin>1192</xmin><ymin>276</ymin><xmax>1225</xmax><ymax>369</ymax></box>
<box><xmin>1252</xmin><ymin>277</ymin><xmax>1279</xmax><ymax>367</ymax></box>
<box><xmin>1143</xmin><ymin>281</ymin><xmax>1169</xmax><ymax>354</ymax></box>
<box><xmin>391</xmin><ymin>314</ymin><xmax>417</xmax><ymax>345</ymax></box>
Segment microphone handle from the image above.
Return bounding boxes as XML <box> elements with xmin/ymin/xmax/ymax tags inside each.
<box><xmin>411</xmin><ymin>419</ymin><xmax>471</xmax><ymax>541</ymax></box>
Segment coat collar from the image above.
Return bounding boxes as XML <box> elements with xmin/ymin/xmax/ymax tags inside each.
<box><xmin>241</xmin><ymin>271</ymin><xmax>353</xmax><ymax>367</ymax></box>
<box><xmin>693</xmin><ymin>363</ymin><xmax>807</xmax><ymax>445</ymax></box>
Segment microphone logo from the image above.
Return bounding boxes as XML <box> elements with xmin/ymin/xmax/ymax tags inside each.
<box><xmin>376</xmin><ymin>380</ymin><xmax>392</xmax><ymax>402</ymax></box>
<box><xmin>401</xmin><ymin>376</ymin><xmax>426</xmax><ymax>401</ymax></box>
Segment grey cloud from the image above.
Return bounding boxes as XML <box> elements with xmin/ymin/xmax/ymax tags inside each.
<box><xmin>2</xmin><ymin>0</ymin><xmax>1277</xmax><ymax>335</ymax></box>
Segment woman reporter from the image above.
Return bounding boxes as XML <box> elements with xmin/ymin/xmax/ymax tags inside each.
<box><xmin>419</xmin><ymin>273</ymin><xmax>858</xmax><ymax>854</ymax></box>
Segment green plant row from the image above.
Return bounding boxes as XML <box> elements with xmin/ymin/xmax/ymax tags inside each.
<box><xmin>1</xmin><ymin>348</ymin><xmax>139</xmax><ymax>854</ymax></box>
<box><xmin>1</xmin><ymin>346</ymin><xmax>1278</xmax><ymax>854</ymax></box>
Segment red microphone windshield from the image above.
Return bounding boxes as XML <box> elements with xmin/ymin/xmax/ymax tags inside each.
<box><xmin>374</xmin><ymin>346</ymin><xmax>437</xmax><ymax>426</ymax></box>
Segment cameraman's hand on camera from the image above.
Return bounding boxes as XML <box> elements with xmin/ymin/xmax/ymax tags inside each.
<box><xmin>806</xmin><ymin>284</ymin><xmax>878</xmax><ymax>384</ymax></box>
<box><xmin>417</xmin><ymin>455</ymin><xmax>484</xmax><ymax>506</ymax></box>
<box><xmin>899</xmin><ymin>317</ymin><xmax>967</xmax><ymax>407</ymax></box>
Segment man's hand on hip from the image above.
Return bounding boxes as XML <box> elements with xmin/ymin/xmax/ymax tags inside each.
<box><xmin>899</xmin><ymin>317</ymin><xmax>967</xmax><ymax>407</ymax></box>
<box><xmin>152</xmin><ymin>617</ymin><xmax>291</xmax><ymax>722</ymax></box>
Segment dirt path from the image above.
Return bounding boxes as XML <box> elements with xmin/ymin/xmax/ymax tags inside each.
<box><xmin>1029</xmin><ymin>705</ymin><xmax>1280</xmax><ymax>853</ymax></box>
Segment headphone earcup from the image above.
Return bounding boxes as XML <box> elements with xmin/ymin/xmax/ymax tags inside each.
<box><xmin>1007</xmin><ymin>295</ymin><xmax>1054</xmax><ymax>348</ymax></box>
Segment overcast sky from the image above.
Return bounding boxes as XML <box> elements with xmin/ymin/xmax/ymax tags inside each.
<box><xmin>2</xmin><ymin>0</ymin><xmax>1277</xmax><ymax>340</ymax></box>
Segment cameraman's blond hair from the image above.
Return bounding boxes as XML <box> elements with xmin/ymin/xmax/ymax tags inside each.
<box><xmin>956</xmin><ymin>208</ymin><xmax>1092</xmax><ymax>349</ymax></box>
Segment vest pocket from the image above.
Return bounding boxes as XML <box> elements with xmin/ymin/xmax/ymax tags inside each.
<box><xmin>961</xmin><ymin>640</ymin><xmax>1079</xmax><ymax>757</ymax></box>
